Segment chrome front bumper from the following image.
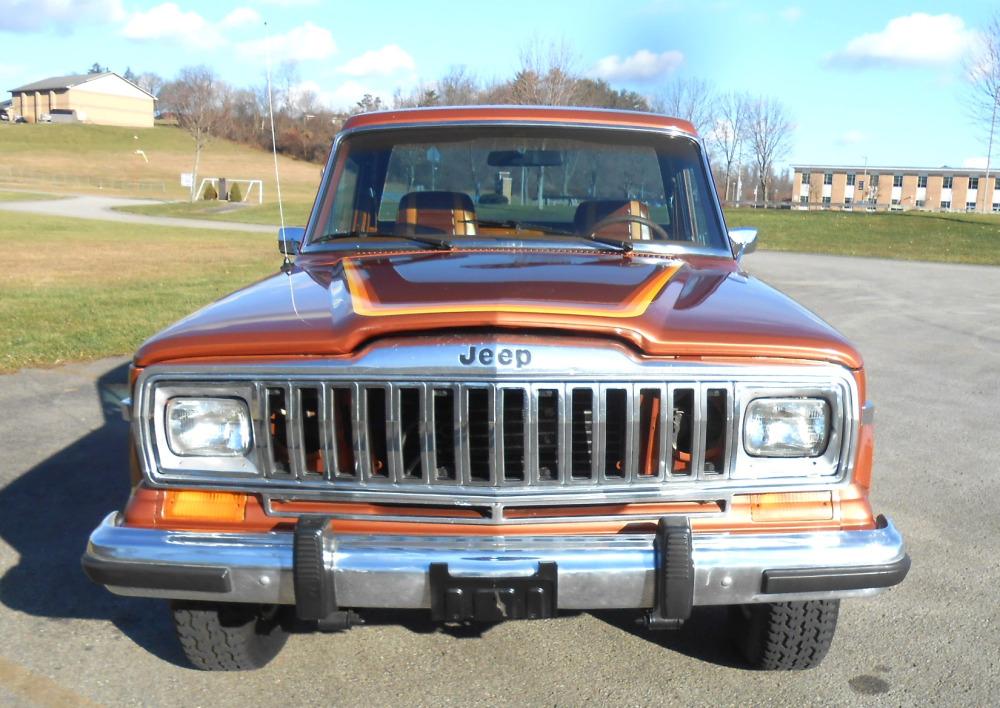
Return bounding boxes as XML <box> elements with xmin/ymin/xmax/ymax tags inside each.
<box><xmin>83</xmin><ymin>513</ymin><xmax>908</xmax><ymax>610</ymax></box>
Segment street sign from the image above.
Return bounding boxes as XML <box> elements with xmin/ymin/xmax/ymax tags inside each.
<box><xmin>180</xmin><ymin>172</ymin><xmax>193</xmax><ymax>187</ymax></box>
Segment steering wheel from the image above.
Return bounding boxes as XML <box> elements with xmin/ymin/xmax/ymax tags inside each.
<box><xmin>588</xmin><ymin>214</ymin><xmax>671</xmax><ymax>243</ymax></box>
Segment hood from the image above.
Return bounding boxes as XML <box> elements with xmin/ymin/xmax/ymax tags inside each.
<box><xmin>134</xmin><ymin>249</ymin><xmax>862</xmax><ymax>369</ymax></box>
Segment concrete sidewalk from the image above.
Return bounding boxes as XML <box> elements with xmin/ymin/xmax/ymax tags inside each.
<box><xmin>0</xmin><ymin>194</ymin><xmax>274</xmax><ymax>233</ymax></box>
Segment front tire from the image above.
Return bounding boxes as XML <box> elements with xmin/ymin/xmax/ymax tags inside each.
<box><xmin>729</xmin><ymin>599</ymin><xmax>839</xmax><ymax>670</ymax></box>
<box><xmin>170</xmin><ymin>601</ymin><xmax>289</xmax><ymax>671</ymax></box>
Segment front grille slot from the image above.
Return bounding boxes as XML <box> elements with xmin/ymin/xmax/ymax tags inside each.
<box><xmin>399</xmin><ymin>387</ymin><xmax>423</xmax><ymax>480</ymax></box>
<box><xmin>251</xmin><ymin>380</ymin><xmax>734</xmax><ymax>489</ymax></box>
<box><xmin>432</xmin><ymin>388</ymin><xmax>456</xmax><ymax>481</ymax></box>
<box><xmin>570</xmin><ymin>388</ymin><xmax>595</xmax><ymax>480</ymax></box>
<box><xmin>365</xmin><ymin>387</ymin><xmax>389</xmax><ymax>479</ymax></box>
<box><xmin>638</xmin><ymin>388</ymin><xmax>662</xmax><ymax>477</ymax></box>
<box><xmin>704</xmin><ymin>388</ymin><xmax>728</xmax><ymax>476</ymax></box>
<box><xmin>331</xmin><ymin>387</ymin><xmax>355</xmax><ymax>477</ymax></box>
<box><xmin>466</xmin><ymin>388</ymin><xmax>492</xmax><ymax>482</ymax></box>
<box><xmin>603</xmin><ymin>388</ymin><xmax>629</xmax><ymax>479</ymax></box>
<box><xmin>298</xmin><ymin>387</ymin><xmax>323</xmax><ymax>476</ymax></box>
<box><xmin>670</xmin><ymin>387</ymin><xmax>695</xmax><ymax>476</ymax></box>
<box><xmin>536</xmin><ymin>389</ymin><xmax>560</xmax><ymax>482</ymax></box>
<box><xmin>502</xmin><ymin>388</ymin><xmax>527</xmax><ymax>481</ymax></box>
<box><xmin>266</xmin><ymin>387</ymin><xmax>291</xmax><ymax>476</ymax></box>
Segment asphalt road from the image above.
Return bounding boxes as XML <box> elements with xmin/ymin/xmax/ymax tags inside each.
<box><xmin>0</xmin><ymin>194</ymin><xmax>273</xmax><ymax>233</ymax></box>
<box><xmin>0</xmin><ymin>251</ymin><xmax>998</xmax><ymax>706</ymax></box>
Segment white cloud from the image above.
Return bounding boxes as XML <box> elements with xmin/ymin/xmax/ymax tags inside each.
<box><xmin>121</xmin><ymin>3</ymin><xmax>224</xmax><ymax>49</ymax></box>
<box><xmin>237</xmin><ymin>22</ymin><xmax>336</xmax><ymax>62</ymax></box>
<box><xmin>963</xmin><ymin>156</ymin><xmax>988</xmax><ymax>169</ymax></box>
<box><xmin>336</xmin><ymin>45</ymin><xmax>415</xmax><ymax>77</ymax></box>
<box><xmin>326</xmin><ymin>80</ymin><xmax>387</xmax><ymax>109</ymax></box>
<box><xmin>837</xmin><ymin>129</ymin><xmax>865</xmax><ymax>146</ymax></box>
<box><xmin>590</xmin><ymin>49</ymin><xmax>684</xmax><ymax>82</ymax></box>
<box><xmin>0</xmin><ymin>0</ymin><xmax>123</xmax><ymax>32</ymax></box>
<box><xmin>826</xmin><ymin>13</ymin><xmax>978</xmax><ymax>69</ymax></box>
<box><xmin>220</xmin><ymin>7</ymin><xmax>261</xmax><ymax>30</ymax></box>
<box><xmin>780</xmin><ymin>6</ymin><xmax>802</xmax><ymax>22</ymax></box>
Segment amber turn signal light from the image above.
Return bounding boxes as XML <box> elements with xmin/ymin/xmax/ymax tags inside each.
<box><xmin>748</xmin><ymin>491</ymin><xmax>834</xmax><ymax>522</ymax></box>
<box><xmin>162</xmin><ymin>490</ymin><xmax>248</xmax><ymax>522</ymax></box>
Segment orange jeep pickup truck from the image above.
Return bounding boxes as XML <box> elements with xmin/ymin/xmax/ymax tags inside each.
<box><xmin>83</xmin><ymin>106</ymin><xmax>908</xmax><ymax>671</ymax></box>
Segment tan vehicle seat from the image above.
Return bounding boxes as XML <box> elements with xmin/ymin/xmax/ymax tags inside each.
<box><xmin>573</xmin><ymin>199</ymin><xmax>654</xmax><ymax>241</ymax></box>
<box><xmin>396</xmin><ymin>191</ymin><xmax>478</xmax><ymax>236</ymax></box>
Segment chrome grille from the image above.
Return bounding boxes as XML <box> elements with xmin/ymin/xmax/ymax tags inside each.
<box><xmin>259</xmin><ymin>381</ymin><xmax>734</xmax><ymax>488</ymax></box>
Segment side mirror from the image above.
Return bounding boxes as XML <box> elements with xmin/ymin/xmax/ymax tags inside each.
<box><xmin>729</xmin><ymin>227</ymin><xmax>758</xmax><ymax>261</ymax></box>
<box><xmin>278</xmin><ymin>226</ymin><xmax>305</xmax><ymax>255</ymax></box>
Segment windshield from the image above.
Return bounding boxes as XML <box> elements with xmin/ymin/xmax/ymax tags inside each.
<box><xmin>307</xmin><ymin>125</ymin><xmax>727</xmax><ymax>252</ymax></box>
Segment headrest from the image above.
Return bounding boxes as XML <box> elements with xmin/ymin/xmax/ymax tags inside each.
<box><xmin>396</xmin><ymin>191</ymin><xmax>477</xmax><ymax>236</ymax></box>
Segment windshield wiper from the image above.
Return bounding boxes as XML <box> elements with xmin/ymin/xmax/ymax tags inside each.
<box><xmin>476</xmin><ymin>218</ymin><xmax>632</xmax><ymax>252</ymax></box>
<box><xmin>313</xmin><ymin>230</ymin><xmax>453</xmax><ymax>251</ymax></box>
<box><xmin>582</xmin><ymin>232</ymin><xmax>634</xmax><ymax>252</ymax></box>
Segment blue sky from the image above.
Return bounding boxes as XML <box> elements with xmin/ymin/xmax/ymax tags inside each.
<box><xmin>0</xmin><ymin>1</ymin><xmax>996</xmax><ymax>170</ymax></box>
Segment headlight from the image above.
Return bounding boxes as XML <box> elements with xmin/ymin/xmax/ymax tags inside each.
<box><xmin>166</xmin><ymin>397</ymin><xmax>251</xmax><ymax>457</ymax></box>
<box><xmin>744</xmin><ymin>398</ymin><xmax>829</xmax><ymax>457</ymax></box>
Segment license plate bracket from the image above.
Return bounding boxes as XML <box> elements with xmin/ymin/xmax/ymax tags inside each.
<box><xmin>429</xmin><ymin>562</ymin><xmax>558</xmax><ymax>622</ymax></box>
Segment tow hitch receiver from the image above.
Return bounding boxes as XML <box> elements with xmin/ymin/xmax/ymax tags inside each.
<box><xmin>429</xmin><ymin>562</ymin><xmax>558</xmax><ymax>622</ymax></box>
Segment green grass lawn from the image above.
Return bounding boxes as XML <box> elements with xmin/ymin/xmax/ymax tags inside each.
<box><xmin>0</xmin><ymin>213</ymin><xmax>279</xmax><ymax>373</ymax></box>
<box><xmin>114</xmin><ymin>199</ymin><xmax>314</xmax><ymax>227</ymax></box>
<box><xmin>0</xmin><ymin>122</ymin><xmax>322</xmax><ymax>202</ymax></box>
<box><xmin>0</xmin><ymin>190</ymin><xmax>64</xmax><ymax>202</ymax></box>
<box><xmin>724</xmin><ymin>208</ymin><xmax>1000</xmax><ymax>265</ymax></box>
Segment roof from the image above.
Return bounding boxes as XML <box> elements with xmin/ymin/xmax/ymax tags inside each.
<box><xmin>791</xmin><ymin>164</ymin><xmax>994</xmax><ymax>177</ymax></box>
<box><xmin>10</xmin><ymin>72</ymin><xmax>156</xmax><ymax>98</ymax></box>
<box><xmin>341</xmin><ymin>106</ymin><xmax>698</xmax><ymax>135</ymax></box>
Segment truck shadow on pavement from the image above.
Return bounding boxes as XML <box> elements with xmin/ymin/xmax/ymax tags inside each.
<box><xmin>0</xmin><ymin>361</ymin><xmax>186</xmax><ymax>666</ymax></box>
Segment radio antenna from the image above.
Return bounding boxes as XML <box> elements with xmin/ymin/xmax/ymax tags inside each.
<box><xmin>264</xmin><ymin>20</ymin><xmax>290</xmax><ymax>270</ymax></box>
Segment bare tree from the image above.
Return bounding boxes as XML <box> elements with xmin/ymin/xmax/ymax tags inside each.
<box><xmin>438</xmin><ymin>65</ymin><xmax>480</xmax><ymax>105</ymax></box>
<box><xmin>159</xmin><ymin>66</ymin><xmax>232</xmax><ymax>201</ymax></box>
<box><xmin>709</xmin><ymin>91</ymin><xmax>751</xmax><ymax>203</ymax></box>
<box><xmin>747</xmin><ymin>97</ymin><xmax>793</xmax><ymax>204</ymax></box>
<box><xmin>966</xmin><ymin>13</ymin><xmax>1000</xmax><ymax>210</ymax></box>
<box><xmin>511</xmin><ymin>38</ymin><xmax>578</xmax><ymax>105</ymax></box>
<box><xmin>135</xmin><ymin>71</ymin><xmax>164</xmax><ymax>99</ymax></box>
<box><xmin>654</xmin><ymin>78</ymin><xmax>716</xmax><ymax>135</ymax></box>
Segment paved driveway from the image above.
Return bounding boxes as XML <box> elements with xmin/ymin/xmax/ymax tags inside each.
<box><xmin>0</xmin><ymin>194</ymin><xmax>273</xmax><ymax>233</ymax></box>
<box><xmin>0</xmin><ymin>251</ymin><xmax>997</xmax><ymax>706</ymax></box>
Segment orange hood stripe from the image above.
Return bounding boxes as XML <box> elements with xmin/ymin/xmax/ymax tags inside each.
<box><xmin>343</xmin><ymin>259</ymin><xmax>682</xmax><ymax>319</ymax></box>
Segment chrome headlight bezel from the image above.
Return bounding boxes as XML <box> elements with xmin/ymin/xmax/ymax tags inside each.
<box><xmin>151</xmin><ymin>383</ymin><xmax>262</xmax><ymax>477</ymax></box>
<box><xmin>731</xmin><ymin>384</ymin><xmax>846</xmax><ymax>479</ymax></box>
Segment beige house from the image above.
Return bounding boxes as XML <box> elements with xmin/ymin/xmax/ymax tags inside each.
<box><xmin>791</xmin><ymin>164</ymin><xmax>1000</xmax><ymax>214</ymax></box>
<box><xmin>9</xmin><ymin>72</ymin><xmax>155</xmax><ymax>128</ymax></box>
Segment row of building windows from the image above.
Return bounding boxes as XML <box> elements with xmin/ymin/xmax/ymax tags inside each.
<box><xmin>800</xmin><ymin>194</ymin><xmax>1000</xmax><ymax>211</ymax></box>
<box><xmin>801</xmin><ymin>173</ymin><xmax>1000</xmax><ymax>190</ymax></box>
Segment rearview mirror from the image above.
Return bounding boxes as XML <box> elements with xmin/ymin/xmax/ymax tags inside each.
<box><xmin>278</xmin><ymin>226</ymin><xmax>305</xmax><ymax>255</ymax></box>
<box><xmin>729</xmin><ymin>227</ymin><xmax>758</xmax><ymax>261</ymax></box>
<box><xmin>487</xmin><ymin>150</ymin><xmax>563</xmax><ymax>167</ymax></box>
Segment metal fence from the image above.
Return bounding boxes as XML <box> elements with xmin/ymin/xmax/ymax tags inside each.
<box><xmin>0</xmin><ymin>165</ymin><xmax>168</xmax><ymax>193</ymax></box>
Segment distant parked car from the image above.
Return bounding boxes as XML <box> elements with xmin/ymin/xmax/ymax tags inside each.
<box><xmin>38</xmin><ymin>113</ymin><xmax>52</xmax><ymax>123</ymax></box>
<box><xmin>0</xmin><ymin>107</ymin><xmax>9</xmax><ymax>122</ymax></box>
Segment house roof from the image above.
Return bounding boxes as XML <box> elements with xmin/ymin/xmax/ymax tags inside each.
<box><xmin>10</xmin><ymin>72</ymin><xmax>156</xmax><ymax>98</ymax></box>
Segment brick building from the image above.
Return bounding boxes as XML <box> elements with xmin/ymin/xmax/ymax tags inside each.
<box><xmin>791</xmin><ymin>165</ymin><xmax>1000</xmax><ymax>213</ymax></box>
